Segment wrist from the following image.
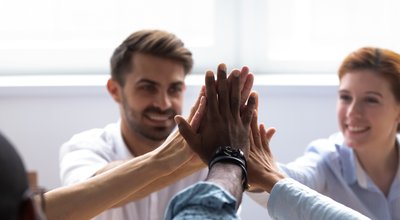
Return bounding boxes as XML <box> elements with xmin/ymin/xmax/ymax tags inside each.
<box><xmin>207</xmin><ymin>162</ymin><xmax>244</xmax><ymax>205</ymax></box>
<box><xmin>208</xmin><ymin>146</ymin><xmax>249</xmax><ymax>190</ymax></box>
<box><xmin>208</xmin><ymin>163</ymin><xmax>243</xmax><ymax>183</ymax></box>
<box><xmin>259</xmin><ymin>172</ymin><xmax>286</xmax><ymax>193</ymax></box>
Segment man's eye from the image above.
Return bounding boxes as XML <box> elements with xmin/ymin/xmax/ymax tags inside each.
<box><xmin>169</xmin><ymin>86</ymin><xmax>183</xmax><ymax>94</ymax></box>
<box><xmin>140</xmin><ymin>85</ymin><xmax>157</xmax><ymax>93</ymax></box>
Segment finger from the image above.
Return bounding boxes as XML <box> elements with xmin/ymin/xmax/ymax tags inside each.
<box><xmin>230</xmin><ymin>69</ymin><xmax>241</xmax><ymax>118</ymax></box>
<box><xmin>241</xmin><ymin>92</ymin><xmax>257</xmax><ymax>126</ymax></box>
<box><xmin>205</xmin><ymin>70</ymin><xmax>219</xmax><ymax>117</ymax></box>
<box><xmin>228</xmin><ymin>66</ymin><xmax>250</xmax><ymax>100</ymax></box>
<box><xmin>260</xmin><ymin>124</ymin><xmax>276</xmax><ymax>143</ymax></box>
<box><xmin>240</xmin><ymin>70</ymin><xmax>254</xmax><ymax>108</ymax></box>
<box><xmin>216</xmin><ymin>64</ymin><xmax>229</xmax><ymax>116</ymax></box>
<box><xmin>249</xmin><ymin>127</ymin><xmax>256</xmax><ymax>152</ymax></box>
<box><xmin>241</xmin><ymin>85</ymin><xmax>257</xmax><ymax>117</ymax></box>
<box><xmin>189</xmin><ymin>96</ymin><xmax>207</xmax><ymax>131</ymax></box>
<box><xmin>265</xmin><ymin>127</ymin><xmax>276</xmax><ymax>141</ymax></box>
<box><xmin>239</xmin><ymin>66</ymin><xmax>250</xmax><ymax>89</ymax></box>
<box><xmin>250</xmin><ymin>109</ymin><xmax>263</xmax><ymax>150</ymax></box>
<box><xmin>187</xmin><ymin>86</ymin><xmax>205</xmax><ymax>121</ymax></box>
<box><xmin>175</xmin><ymin>115</ymin><xmax>197</xmax><ymax>151</ymax></box>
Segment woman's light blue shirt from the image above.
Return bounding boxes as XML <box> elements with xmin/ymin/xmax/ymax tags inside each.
<box><xmin>280</xmin><ymin>132</ymin><xmax>400</xmax><ymax>220</ymax></box>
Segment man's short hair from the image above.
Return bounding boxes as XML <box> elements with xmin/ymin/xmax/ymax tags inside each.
<box><xmin>110</xmin><ymin>29</ymin><xmax>194</xmax><ymax>86</ymax></box>
<box><xmin>0</xmin><ymin>133</ymin><xmax>29</xmax><ymax>219</ymax></box>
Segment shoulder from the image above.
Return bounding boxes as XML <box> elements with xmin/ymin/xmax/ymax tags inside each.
<box><xmin>305</xmin><ymin>132</ymin><xmax>354</xmax><ymax>174</ymax></box>
<box><xmin>60</xmin><ymin>122</ymin><xmax>120</xmax><ymax>154</ymax></box>
<box><xmin>305</xmin><ymin>132</ymin><xmax>344</xmax><ymax>157</ymax></box>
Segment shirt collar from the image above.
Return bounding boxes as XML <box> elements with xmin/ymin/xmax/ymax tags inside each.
<box><xmin>114</xmin><ymin>119</ymin><xmax>133</xmax><ymax>159</ymax></box>
<box><xmin>334</xmin><ymin>133</ymin><xmax>400</xmax><ymax>194</ymax></box>
<box><xmin>330</xmin><ymin>133</ymin><xmax>357</xmax><ymax>185</ymax></box>
<box><xmin>389</xmin><ymin>143</ymin><xmax>400</xmax><ymax>198</ymax></box>
<box><xmin>353</xmin><ymin>153</ymin><xmax>369</xmax><ymax>188</ymax></box>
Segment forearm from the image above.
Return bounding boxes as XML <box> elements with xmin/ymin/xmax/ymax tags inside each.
<box><xmin>112</xmin><ymin>155</ymin><xmax>206</xmax><ymax>207</ymax></box>
<box><xmin>268</xmin><ymin>178</ymin><xmax>370</xmax><ymax>220</ymax></box>
<box><xmin>207</xmin><ymin>163</ymin><xmax>244</xmax><ymax>209</ymax></box>
<box><xmin>47</xmin><ymin>130</ymin><xmax>206</xmax><ymax>219</ymax></box>
<box><xmin>94</xmin><ymin>160</ymin><xmax>127</xmax><ymax>176</ymax></box>
<box><xmin>110</xmin><ymin>131</ymin><xmax>205</xmax><ymax>206</ymax></box>
<box><xmin>45</xmin><ymin>135</ymin><xmax>197</xmax><ymax>220</ymax></box>
<box><xmin>45</xmin><ymin>151</ymin><xmax>162</xmax><ymax>220</ymax></box>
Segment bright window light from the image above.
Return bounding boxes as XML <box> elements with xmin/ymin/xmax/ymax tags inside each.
<box><xmin>0</xmin><ymin>0</ymin><xmax>222</xmax><ymax>75</ymax></box>
<box><xmin>1</xmin><ymin>0</ymin><xmax>400</xmax><ymax>76</ymax></box>
<box><xmin>241</xmin><ymin>0</ymin><xmax>400</xmax><ymax>73</ymax></box>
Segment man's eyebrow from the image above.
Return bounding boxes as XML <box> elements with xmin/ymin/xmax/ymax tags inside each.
<box><xmin>137</xmin><ymin>79</ymin><xmax>185</xmax><ymax>86</ymax></box>
<box><xmin>137</xmin><ymin>79</ymin><xmax>158</xmax><ymax>85</ymax></box>
<box><xmin>170</xmin><ymin>81</ymin><xmax>185</xmax><ymax>87</ymax></box>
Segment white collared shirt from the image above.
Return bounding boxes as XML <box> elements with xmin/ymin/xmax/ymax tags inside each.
<box><xmin>59</xmin><ymin>121</ymin><xmax>208</xmax><ymax>220</ymax></box>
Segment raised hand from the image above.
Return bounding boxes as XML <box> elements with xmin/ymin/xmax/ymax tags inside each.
<box><xmin>175</xmin><ymin>64</ymin><xmax>256</xmax><ymax>164</ymax></box>
<box><xmin>247</xmin><ymin>94</ymin><xmax>285</xmax><ymax>192</ymax></box>
<box><xmin>153</xmin><ymin>87</ymin><xmax>207</xmax><ymax>171</ymax></box>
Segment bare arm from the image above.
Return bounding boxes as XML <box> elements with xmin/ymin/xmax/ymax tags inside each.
<box><xmin>45</xmin><ymin>91</ymin><xmax>207</xmax><ymax>220</ymax></box>
<box><xmin>110</xmin><ymin>130</ymin><xmax>206</xmax><ymax>206</ymax></box>
<box><xmin>46</xmin><ymin>145</ymin><xmax>192</xmax><ymax>220</ymax></box>
<box><xmin>47</xmin><ymin>151</ymin><xmax>152</xmax><ymax>220</ymax></box>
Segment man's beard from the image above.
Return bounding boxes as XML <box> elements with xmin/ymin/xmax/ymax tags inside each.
<box><xmin>124</xmin><ymin>102</ymin><xmax>179</xmax><ymax>142</ymax></box>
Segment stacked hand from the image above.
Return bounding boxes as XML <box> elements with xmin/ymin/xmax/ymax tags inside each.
<box><xmin>247</xmin><ymin>93</ymin><xmax>285</xmax><ymax>192</ymax></box>
<box><xmin>175</xmin><ymin>64</ymin><xmax>255</xmax><ymax>164</ymax></box>
<box><xmin>175</xmin><ymin>63</ymin><xmax>284</xmax><ymax>193</ymax></box>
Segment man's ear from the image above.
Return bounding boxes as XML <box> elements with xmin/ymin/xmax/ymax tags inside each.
<box><xmin>107</xmin><ymin>78</ymin><xmax>122</xmax><ymax>103</ymax></box>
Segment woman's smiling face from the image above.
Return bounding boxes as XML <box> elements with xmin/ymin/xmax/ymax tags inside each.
<box><xmin>337</xmin><ymin>70</ymin><xmax>400</xmax><ymax>150</ymax></box>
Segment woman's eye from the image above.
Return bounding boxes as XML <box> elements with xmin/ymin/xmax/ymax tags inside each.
<box><xmin>365</xmin><ymin>97</ymin><xmax>379</xmax><ymax>104</ymax></box>
<box><xmin>339</xmin><ymin>94</ymin><xmax>351</xmax><ymax>102</ymax></box>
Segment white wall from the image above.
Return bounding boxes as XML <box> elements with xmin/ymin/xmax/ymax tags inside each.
<box><xmin>0</xmin><ymin>78</ymin><xmax>339</xmax><ymax>219</ymax></box>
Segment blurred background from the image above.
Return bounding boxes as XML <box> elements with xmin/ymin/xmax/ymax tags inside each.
<box><xmin>1</xmin><ymin>0</ymin><xmax>399</xmax><ymax>218</ymax></box>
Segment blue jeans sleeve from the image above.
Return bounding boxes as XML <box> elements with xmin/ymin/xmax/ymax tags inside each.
<box><xmin>165</xmin><ymin>182</ymin><xmax>239</xmax><ymax>220</ymax></box>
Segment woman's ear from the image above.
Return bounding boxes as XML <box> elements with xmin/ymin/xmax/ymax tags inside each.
<box><xmin>107</xmin><ymin>78</ymin><xmax>122</xmax><ymax>103</ymax></box>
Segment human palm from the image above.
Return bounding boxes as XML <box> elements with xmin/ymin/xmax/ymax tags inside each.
<box><xmin>176</xmin><ymin>64</ymin><xmax>255</xmax><ymax>164</ymax></box>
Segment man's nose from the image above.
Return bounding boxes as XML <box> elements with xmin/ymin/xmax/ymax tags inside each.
<box><xmin>153</xmin><ymin>92</ymin><xmax>172</xmax><ymax>110</ymax></box>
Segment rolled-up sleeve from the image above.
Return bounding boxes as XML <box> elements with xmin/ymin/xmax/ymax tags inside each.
<box><xmin>165</xmin><ymin>182</ymin><xmax>239</xmax><ymax>220</ymax></box>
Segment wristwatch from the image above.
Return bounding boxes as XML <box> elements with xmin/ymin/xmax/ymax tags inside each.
<box><xmin>208</xmin><ymin>146</ymin><xmax>249</xmax><ymax>190</ymax></box>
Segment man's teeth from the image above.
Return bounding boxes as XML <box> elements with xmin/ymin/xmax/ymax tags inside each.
<box><xmin>348</xmin><ymin>126</ymin><xmax>367</xmax><ymax>132</ymax></box>
<box><xmin>148</xmin><ymin>114</ymin><xmax>170</xmax><ymax>121</ymax></box>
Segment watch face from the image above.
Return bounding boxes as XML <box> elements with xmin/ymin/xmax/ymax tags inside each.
<box><xmin>219</xmin><ymin>146</ymin><xmax>244</xmax><ymax>158</ymax></box>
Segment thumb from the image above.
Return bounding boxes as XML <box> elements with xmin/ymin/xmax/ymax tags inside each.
<box><xmin>260</xmin><ymin>124</ymin><xmax>276</xmax><ymax>154</ymax></box>
<box><xmin>175</xmin><ymin>115</ymin><xmax>197</xmax><ymax>148</ymax></box>
<box><xmin>265</xmin><ymin>127</ymin><xmax>276</xmax><ymax>141</ymax></box>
